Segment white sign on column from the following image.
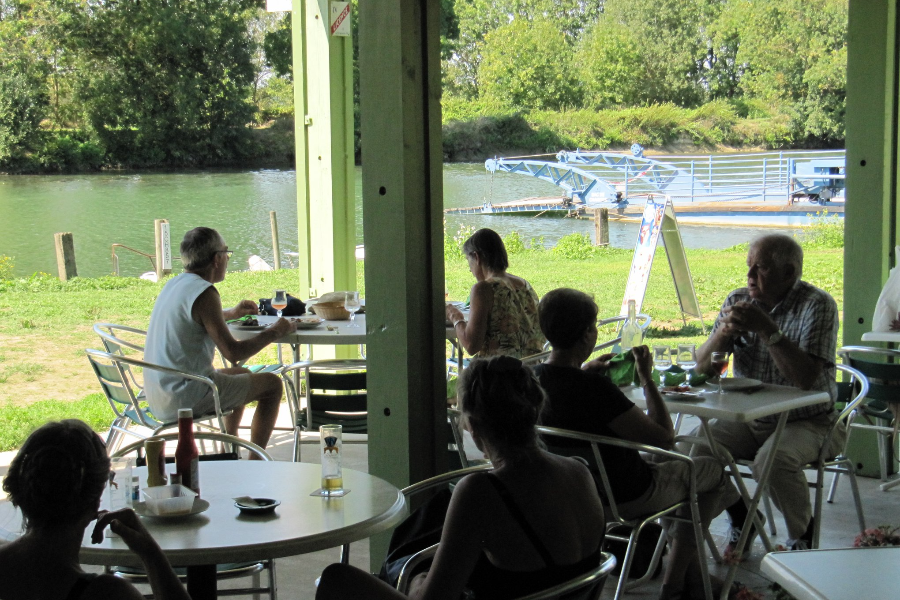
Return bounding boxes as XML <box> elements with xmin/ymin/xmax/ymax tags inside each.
<box><xmin>160</xmin><ymin>222</ymin><xmax>172</xmax><ymax>271</ymax></box>
<box><xmin>266</xmin><ymin>0</ymin><xmax>292</xmax><ymax>11</ymax></box>
<box><xmin>330</xmin><ymin>1</ymin><xmax>351</xmax><ymax>36</ymax></box>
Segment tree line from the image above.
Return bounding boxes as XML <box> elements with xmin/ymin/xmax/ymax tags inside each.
<box><xmin>0</xmin><ymin>0</ymin><xmax>846</xmax><ymax>173</ymax></box>
<box><xmin>439</xmin><ymin>0</ymin><xmax>846</xmax><ymax>156</ymax></box>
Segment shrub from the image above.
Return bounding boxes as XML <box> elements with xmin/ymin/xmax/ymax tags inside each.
<box><xmin>444</xmin><ymin>222</ymin><xmax>476</xmax><ymax>259</ymax></box>
<box><xmin>0</xmin><ymin>255</ymin><xmax>14</xmax><ymax>280</ymax></box>
<box><xmin>551</xmin><ymin>233</ymin><xmax>598</xmax><ymax>259</ymax></box>
<box><xmin>801</xmin><ymin>210</ymin><xmax>844</xmax><ymax>249</ymax></box>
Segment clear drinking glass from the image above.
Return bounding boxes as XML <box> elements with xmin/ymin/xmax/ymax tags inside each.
<box><xmin>272</xmin><ymin>290</ymin><xmax>288</xmax><ymax>318</ymax></box>
<box><xmin>711</xmin><ymin>351</ymin><xmax>730</xmax><ymax>394</ymax></box>
<box><xmin>653</xmin><ymin>346</ymin><xmax>672</xmax><ymax>387</ymax></box>
<box><xmin>676</xmin><ymin>344</ymin><xmax>697</xmax><ymax>386</ymax></box>
<box><xmin>345</xmin><ymin>291</ymin><xmax>361</xmax><ymax>328</ymax></box>
<box><xmin>320</xmin><ymin>424</ymin><xmax>344</xmax><ymax>496</ymax></box>
<box><xmin>108</xmin><ymin>457</ymin><xmax>134</xmax><ymax>510</ymax></box>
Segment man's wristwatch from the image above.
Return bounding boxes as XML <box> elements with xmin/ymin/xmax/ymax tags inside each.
<box><xmin>766</xmin><ymin>329</ymin><xmax>785</xmax><ymax>347</ymax></box>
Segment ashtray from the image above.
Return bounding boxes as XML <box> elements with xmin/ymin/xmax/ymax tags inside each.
<box><xmin>233</xmin><ymin>497</ymin><xmax>281</xmax><ymax>514</ymax></box>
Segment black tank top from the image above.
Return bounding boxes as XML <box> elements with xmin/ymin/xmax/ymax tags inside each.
<box><xmin>465</xmin><ymin>474</ymin><xmax>602</xmax><ymax>599</ymax></box>
<box><xmin>65</xmin><ymin>573</ymin><xmax>98</xmax><ymax>600</ymax></box>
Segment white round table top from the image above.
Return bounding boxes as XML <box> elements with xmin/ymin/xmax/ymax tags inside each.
<box><xmin>1</xmin><ymin>462</ymin><xmax>408</xmax><ymax>568</ymax></box>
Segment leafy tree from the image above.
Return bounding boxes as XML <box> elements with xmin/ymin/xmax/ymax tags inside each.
<box><xmin>446</xmin><ymin>0</ymin><xmax>601</xmax><ymax>98</ymax></box>
<box><xmin>479</xmin><ymin>18</ymin><xmax>580</xmax><ymax>111</ymax></box>
<box><xmin>602</xmin><ymin>0</ymin><xmax>723</xmax><ymax>107</ymax></box>
<box><xmin>575</xmin><ymin>21</ymin><xmax>644</xmax><ymax>109</ymax></box>
<box><xmin>263</xmin><ymin>13</ymin><xmax>292</xmax><ymax>79</ymax></box>
<box><xmin>53</xmin><ymin>0</ymin><xmax>259</xmax><ymax>166</ymax></box>
<box><xmin>0</xmin><ymin>66</ymin><xmax>47</xmax><ymax>162</ymax></box>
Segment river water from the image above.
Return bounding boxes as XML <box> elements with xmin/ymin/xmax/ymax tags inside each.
<box><xmin>0</xmin><ymin>163</ymin><xmax>806</xmax><ymax>278</ymax></box>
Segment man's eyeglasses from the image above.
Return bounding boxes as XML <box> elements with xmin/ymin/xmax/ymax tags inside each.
<box><xmin>217</xmin><ymin>250</ymin><xmax>233</xmax><ymax>259</ymax></box>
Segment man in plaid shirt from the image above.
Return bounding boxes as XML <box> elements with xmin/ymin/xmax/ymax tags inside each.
<box><xmin>694</xmin><ymin>234</ymin><xmax>840</xmax><ymax>552</ymax></box>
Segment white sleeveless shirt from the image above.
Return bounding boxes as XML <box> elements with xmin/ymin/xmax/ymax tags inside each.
<box><xmin>144</xmin><ymin>273</ymin><xmax>216</xmax><ymax>421</ymax></box>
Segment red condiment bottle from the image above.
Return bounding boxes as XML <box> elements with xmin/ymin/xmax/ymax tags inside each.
<box><xmin>175</xmin><ymin>408</ymin><xmax>200</xmax><ymax>495</ymax></box>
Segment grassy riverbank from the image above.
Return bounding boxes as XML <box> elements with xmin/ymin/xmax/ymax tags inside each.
<box><xmin>0</xmin><ymin>237</ymin><xmax>843</xmax><ymax>451</ymax></box>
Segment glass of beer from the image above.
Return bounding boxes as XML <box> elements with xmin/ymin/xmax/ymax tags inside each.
<box><xmin>320</xmin><ymin>424</ymin><xmax>344</xmax><ymax>496</ymax></box>
<box><xmin>711</xmin><ymin>351</ymin><xmax>730</xmax><ymax>394</ymax></box>
<box><xmin>272</xmin><ymin>289</ymin><xmax>288</xmax><ymax>318</ymax></box>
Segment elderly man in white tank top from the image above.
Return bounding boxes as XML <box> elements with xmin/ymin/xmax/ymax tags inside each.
<box><xmin>144</xmin><ymin>227</ymin><xmax>296</xmax><ymax>454</ymax></box>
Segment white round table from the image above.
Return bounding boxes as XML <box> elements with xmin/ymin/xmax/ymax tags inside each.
<box><xmin>1</xmin><ymin>462</ymin><xmax>407</xmax><ymax>600</ymax></box>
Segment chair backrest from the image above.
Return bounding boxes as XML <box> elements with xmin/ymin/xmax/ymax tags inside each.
<box><xmin>94</xmin><ymin>322</ymin><xmax>147</xmax><ymax>354</ymax></box>
<box><xmin>305</xmin><ymin>359</ymin><xmax>367</xmax><ymax>433</ymax></box>
<box><xmin>94</xmin><ymin>323</ymin><xmax>147</xmax><ymax>390</ymax></box>
<box><xmin>825</xmin><ymin>363</ymin><xmax>871</xmax><ymax>462</ymax></box>
<box><xmin>838</xmin><ymin>346</ymin><xmax>900</xmax><ymax>413</ymax></box>
<box><xmin>535</xmin><ymin>425</ymin><xmax>692</xmax><ymax>525</ymax></box>
<box><xmin>111</xmin><ymin>431</ymin><xmax>272</xmax><ymax>461</ymax></box>
<box><xmin>86</xmin><ymin>348</ymin><xmax>144</xmax><ymax>421</ymax></box>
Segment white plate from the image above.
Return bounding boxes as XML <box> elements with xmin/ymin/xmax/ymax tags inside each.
<box><xmin>134</xmin><ymin>498</ymin><xmax>210</xmax><ymax>519</ymax></box>
<box><xmin>662</xmin><ymin>390</ymin><xmax>705</xmax><ymax>401</ymax></box>
<box><xmin>291</xmin><ymin>317</ymin><xmax>324</xmax><ymax>329</ymax></box>
<box><xmin>228</xmin><ymin>323</ymin><xmax>269</xmax><ymax>331</ymax></box>
<box><xmin>719</xmin><ymin>377</ymin><xmax>763</xmax><ymax>391</ymax></box>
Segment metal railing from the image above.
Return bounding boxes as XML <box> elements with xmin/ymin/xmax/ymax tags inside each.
<box><xmin>111</xmin><ymin>244</ymin><xmax>181</xmax><ymax>276</ymax></box>
<box><xmin>493</xmin><ymin>148</ymin><xmax>847</xmax><ymax>205</ymax></box>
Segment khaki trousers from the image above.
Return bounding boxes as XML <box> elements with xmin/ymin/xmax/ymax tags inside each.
<box><xmin>688</xmin><ymin>412</ymin><xmax>841</xmax><ymax>540</ymax></box>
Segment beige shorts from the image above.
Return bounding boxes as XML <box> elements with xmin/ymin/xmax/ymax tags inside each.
<box><xmin>193</xmin><ymin>370</ymin><xmax>252</xmax><ymax>416</ymax></box>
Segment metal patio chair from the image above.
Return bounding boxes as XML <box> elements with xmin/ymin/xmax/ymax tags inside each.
<box><xmin>280</xmin><ymin>359</ymin><xmax>367</xmax><ymax>461</ymax></box>
<box><xmin>837</xmin><ymin>346</ymin><xmax>900</xmax><ymax>490</ymax></box>
<box><xmin>536</xmin><ymin>426</ymin><xmax>713</xmax><ymax>600</ymax></box>
<box><xmin>86</xmin><ymin>349</ymin><xmax>228</xmax><ymax>454</ymax></box>
<box><xmin>394</xmin><ymin>464</ymin><xmax>615</xmax><ymax>600</ymax></box>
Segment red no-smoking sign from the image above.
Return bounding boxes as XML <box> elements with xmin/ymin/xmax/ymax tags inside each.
<box><xmin>330</xmin><ymin>2</ymin><xmax>350</xmax><ymax>36</ymax></box>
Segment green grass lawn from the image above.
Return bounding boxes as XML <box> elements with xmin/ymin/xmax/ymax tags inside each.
<box><xmin>0</xmin><ymin>239</ymin><xmax>843</xmax><ymax>452</ymax></box>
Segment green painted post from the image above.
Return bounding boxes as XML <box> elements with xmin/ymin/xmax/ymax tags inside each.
<box><xmin>844</xmin><ymin>0</ymin><xmax>897</xmax><ymax>346</ymax></box>
<box><xmin>291</xmin><ymin>0</ymin><xmax>356</xmax><ymax>300</ymax></box>
<box><xmin>359</xmin><ymin>0</ymin><xmax>446</xmax><ymax>570</ymax></box>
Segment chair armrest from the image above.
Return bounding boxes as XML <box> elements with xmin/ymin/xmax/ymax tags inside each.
<box><xmin>86</xmin><ymin>349</ymin><xmax>223</xmax><ymax>422</ymax></box>
<box><xmin>395</xmin><ymin>544</ymin><xmax>439</xmax><ymax>593</ymax></box>
<box><xmin>401</xmin><ymin>464</ymin><xmax>493</xmax><ymax>500</ymax></box>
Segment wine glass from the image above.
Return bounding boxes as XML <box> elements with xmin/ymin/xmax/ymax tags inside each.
<box><xmin>676</xmin><ymin>344</ymin><xmax>697</xmax><ymax>387</ymax></box>
<box><xmin>345</xmin><ymin>291</ymin><xmax>361</xmax><ymax>328</ymax></box>
<box><xmin>710</xmin><ymin>351</ymin><xmax>730</xmax><ymax>394</ymax></box>
<box><xmin>272</xmin><ymin>290</ymin><xmax>287</xmax><ymax>318</ymax></box>
<box><xmin>652</xmin><ymin>346</ymin><xmax>672</xmax><ymax>387</ymax></box>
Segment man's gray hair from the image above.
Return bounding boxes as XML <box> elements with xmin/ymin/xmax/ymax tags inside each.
<box><xmin>752</xmin><ymin>234</ymin><xmax>803</xmax><ymax>281</ymax></box>
<box><xmin>181</xmin><ymin>227</ymin><xmax>224</xmax><ymax>271</ymax></box>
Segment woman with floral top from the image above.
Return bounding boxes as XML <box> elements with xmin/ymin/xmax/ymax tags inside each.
<box><xmin>446</xmin><ymin>228</ymin><xmax>545</xmax><ymax>359</ymax></box>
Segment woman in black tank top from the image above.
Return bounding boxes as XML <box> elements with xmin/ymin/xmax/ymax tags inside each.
<box><xmin>317</xmin><ymin>356</ymin><xmax>606</xmax><ymax>600</ymax></box>
<box><xmin>0</xmin><ymin>420</ymin><xmax>189</xmax><ymax>600</ymax></box>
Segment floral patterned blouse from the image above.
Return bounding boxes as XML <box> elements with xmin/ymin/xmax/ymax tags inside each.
<box><xmin>476</xmin><ymin>277</ymin><xmax>545</xmax><ymax>359</ymax></box>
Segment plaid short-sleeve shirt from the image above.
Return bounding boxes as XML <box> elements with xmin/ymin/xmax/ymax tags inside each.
<box><xmin>710</xmin><ymin>280</ymin><xmax>838</xmax><ymax>422</ymax></box>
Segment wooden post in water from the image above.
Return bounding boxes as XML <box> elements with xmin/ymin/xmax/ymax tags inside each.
<box><xmin>269</xmin><ymin>211</ymin><xmax>281</xmax><ymax>270</ymax></box>
<box><xmin>154</xmin><ymin>219</ymin><xmax>172</xmax><ymax>280</ymax></box>
<box><xmin>592</xmin><ymin>208</ymin><xmax>609</xmax><ymax>246</ymax></box>
<box><xmin>54</xmin><ymin>232</ymin><xmax>77</xmax><ymax>280</ymax></box>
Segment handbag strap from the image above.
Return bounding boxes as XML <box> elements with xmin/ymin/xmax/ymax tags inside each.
<box><xmin>483</xmin><ymin>474</ymin><xmax>558</xmax><ymax>567</ymax></box>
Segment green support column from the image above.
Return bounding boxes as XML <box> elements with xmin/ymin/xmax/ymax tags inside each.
<box><xmin>359</xmin><ymin>0</ymin><xmax>446</xmax><ymax>569</ymax></box>
<box><xmin>291</xmin><ymin>0</ymin><xmax>356</xmax><ymax>299</ymax></box>
<box><xmin>844</xmin><ymin>0</ymin><xmax>898</xmax><ymax>345</ymax></box>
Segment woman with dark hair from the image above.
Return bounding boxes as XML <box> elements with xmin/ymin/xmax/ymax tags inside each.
<box><xmin>316</xmin><ymin>356</ymin><xmax>605</xmax><ymax>600</ymax></box>
<box><xmin>0</xmin><ymin>420</ymin><xmax>190</xmax><ymax>600</ymax></box>
<box><xmin>445</xmin><ymin>228</ymin><xmax>544</xmax><ymax>358</ymax></box>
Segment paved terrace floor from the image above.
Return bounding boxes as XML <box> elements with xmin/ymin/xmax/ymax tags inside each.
<box><xmin>1</xmin><ymin>410</ymin><xmax>897</xmax><ymax>599</ymax></box>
